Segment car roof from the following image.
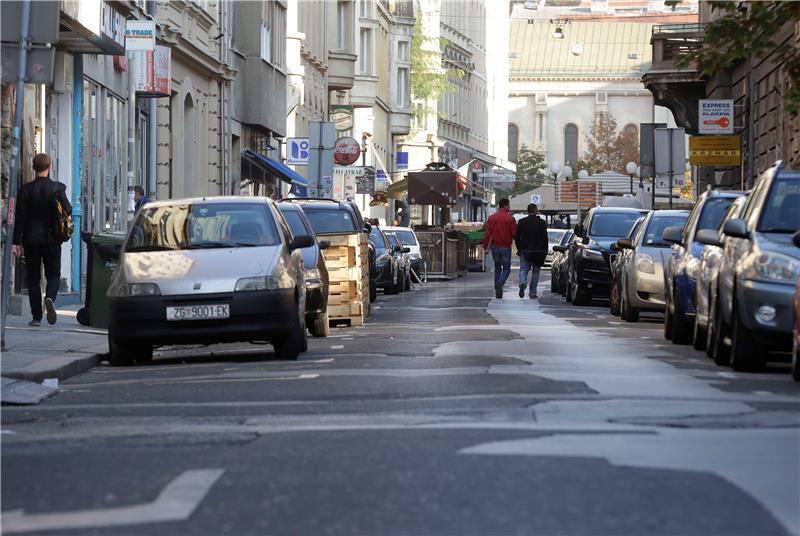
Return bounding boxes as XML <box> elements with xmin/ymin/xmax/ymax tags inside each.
<box><xmin>141</xmin><ymin>196</ymin><xmax>271</xmax><ymax>209</ymax></box>
<box><xmin>382</xmin><ymin>226</ymin><xmax>415</xmax><ymax>232</ymax></box>
<box><xmin>589</xmin><ymin>207</ymin><xmax>647</xmax><ymax>214</ymax></box>
<box><xmin>701</xmin><ymin>189</ymin><xmax>745</xmax><ymax>200</ymax></box>
<box><xmin>649</xmin><ymin>209</ymin><xmax>690</xmax><ymax>216</ymax></box>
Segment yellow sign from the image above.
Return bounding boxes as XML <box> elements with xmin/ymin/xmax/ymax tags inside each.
<box><xmin>689</xmin><ymin>135</ymin><xmax>741</xmax><ymax>166</ymax></box>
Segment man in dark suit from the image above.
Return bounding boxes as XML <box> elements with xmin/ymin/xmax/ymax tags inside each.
<box><xmin>515</xmin><ymin>203</ymin><xmax>548</xmax><ymax>299</ymax></box>
<box><xmin>12</xmin><ymin>153</ymin><xmax>72</xmax><ymax>326</ymax></box>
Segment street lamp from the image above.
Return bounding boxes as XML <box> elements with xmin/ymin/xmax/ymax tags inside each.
<box><xmin>550</xmin><ymin>161</ymin><xmax>560</xmax><ymax>200</ymax></box>
<box><xmin>625</xmin><ymin>161</ymin><xmax>637</xmax><ymax>195</ymax></box>
<box><xmin>636</xmin><ymin>166</ymin><xmax>642</xmax><ymax>190</ymax></box>
<box><xmin>577</xmin><ymin>169</ymin><xmax>589</xmax><ymax>180</ymax></box>
<box><xmin>563</xmin><ymin>165</ymin><xmax>573</xmax><ymax>180</ymax></box>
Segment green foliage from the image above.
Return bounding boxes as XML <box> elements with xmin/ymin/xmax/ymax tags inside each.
<box><xmin>573</xmin><ymin>113</ymin><xmax>639</xmax><ymax>175</ymax></box>
<box><xmin>507</xmin><ymin>145</ymin><xmax>549</xmax><ymax>195</ymax></box>
<box><xmin>671</xmin><ymin>1</ymin><xmax>800</xmax><ymax>115</ymax></box>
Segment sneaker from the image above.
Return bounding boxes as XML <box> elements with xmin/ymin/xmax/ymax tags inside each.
<box><xmin>495</xmin><ymin>284</ymin><xmax>503</xmax><ymax>299</ymax></box>
<box><xmin>519</xmin><ymin>285</ymin><xmax>525</xmax><ymax>298</ymax></box>
<box><xmin>28</xmin><ymin>319</ymin><xmax>41</xmax><ymax>327</ymax></box>
<box><xmin>530</xmin><ymin>293</ymin><xmax>538</xmax><ymax>299</ymax></box>
<box><xmin>44</xmin><ymin>298</ymin><xmax>57</xmax><ymax>325</ymax></box>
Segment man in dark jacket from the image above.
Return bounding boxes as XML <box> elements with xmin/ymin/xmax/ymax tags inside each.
<box><xmin>482</xmin><ymin>198</ymin><xmax>517</xmax><ymax>298</ymax></box>
<box><xmin>515</xmin><ymin>203</ymin><xmax>548</xmax><ymax>299</ymax></box>
<box><xmin>12</xmin><ymin>153</ymin><xmax>72</xmax><ymax>326</ymax></box>
<box><xmin>133</xmin><ymin>185</ymin><xmax>151</xmax><ymax>214</ymax></box>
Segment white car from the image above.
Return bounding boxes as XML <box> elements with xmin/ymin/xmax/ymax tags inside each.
<box><xmin>382</xmin><ymin>226</ymin><xmax>424</xmax><ymax>282</ymax></box>
<box><xmin>546</xmin><ymin>228</ymin><xmax>567</xmax><ymax>265</ymax></box>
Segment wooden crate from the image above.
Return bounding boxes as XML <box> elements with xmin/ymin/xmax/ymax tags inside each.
<box><xmin>321</xmin><ymin>232</ymin><xmax>370</xmax><ymax>327</ymax></box>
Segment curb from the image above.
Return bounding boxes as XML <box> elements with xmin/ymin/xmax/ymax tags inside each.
<box><xmin>2</xmin><ymin>352</ymin><xmax>104</xmax><ymax>383</ymax></box>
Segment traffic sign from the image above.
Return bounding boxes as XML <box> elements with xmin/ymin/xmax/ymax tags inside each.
<box><xmin>531</xmin><ymin>194</ymin><xmax>541</xmax><ymax>204</ymax></box>
<box><xmin>286</xmin><ymin>138</ymin><xmax>309</xmax><ymax>165</ymax></box>
<box><xmin>699</xmin><ymin>100</ymin><xmax>734</xmax><ymax>135</ymax></box>
<box><xmin>689</xmin><ymin>135</ymin><xmax>741</xmax><ymax>166</ymax></box>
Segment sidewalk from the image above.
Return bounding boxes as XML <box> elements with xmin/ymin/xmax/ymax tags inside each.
<box><xmin>2</xmin><ymin>304</ymin><xmax>107</xmax><ymax>383</ymax></box>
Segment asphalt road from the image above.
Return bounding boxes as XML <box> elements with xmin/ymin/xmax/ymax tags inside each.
<box><xmin>3</xmin><ymin>270</ymin><xmax>799</xmax><ymax>535</ymax></box>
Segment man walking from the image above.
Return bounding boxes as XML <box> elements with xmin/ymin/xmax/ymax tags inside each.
<box><xmin>482</xmin><ymin>198</ymin><xmax>517</xmax><ymax>298</ymax></box>
<box><xmin>133</xmin><ymin>185</ymin><xmax>151</xmax><ymax>214</ymax></box>
<box><xmin>12</xmin><ymin>153</ymin><xmax>72</xmax><ymax>326</ymax></box>
<box><xmin>515</xmin><ymin>203</ymin><xmax>548</xmax><ymax>299</ymax></box>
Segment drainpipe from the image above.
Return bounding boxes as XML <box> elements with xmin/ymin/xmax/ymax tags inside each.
<box><xmin>71</xmin><ymin>54</ymin><xmax>83</xmax><ymax>294</ymax></box>
<box><xmin>745</xmin><ymin>54</ymin><xmax>756</xmax><ymax>189</ymax></box>
<box><xmin>147</xmin><ymin>0</ymin><xmax>158</xmax><ymax>198</ymax></box>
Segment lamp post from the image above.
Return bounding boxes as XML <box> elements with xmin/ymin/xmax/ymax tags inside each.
<box><xmin>563</xmin><ymin>165</ymin><xmax>573</xmax><ymax>180</ymax></box>
<box><xmin>550</xmin><ymin>161</ymin><xmax>560</xmax><ymax>203</ymax></box>
<box><xmin>625</xmin><ymin>161</ymin><xmax>637</xmax><ymax>195</ymax></box>
<box><xmin>637</xmin><ymin>166</ymin><xmax>642</xmax><ymax>190</ymax></box>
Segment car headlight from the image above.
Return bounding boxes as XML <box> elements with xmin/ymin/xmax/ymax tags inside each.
<box><xmin>634</xmin><ymin>253</ymin><xmax>655</xmax><ymax>274</ymax></box>
<box><xmin>304</xmin><ymin>268</ymin><xmax>322</xmax><ymax>285</ymax></box>
<box><xmin>409</xmin><ymin>253</ymin><xmax>422</xmax><ymax>260</ymax></box>
<box><xmin>108</xmin><ymin>282</ymin><xmax>161</xmax><ymax>297</ymax></box>
<box><xmin>752</xmin><ymin>252</ymin><xmax>800</xmax><ymax>282</ymax></box>
<box><xmin>235</xmin><ymin>274</ymin><xmax>294</xmax><ymax>291</ymax></box>
<box><xmin>581</xmin><ymin>248</ymin><xmax>604</xmax><ymax>260</ymax></box>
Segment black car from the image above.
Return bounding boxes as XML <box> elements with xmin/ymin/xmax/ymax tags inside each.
<box><xmin>566</xmin><ymin>207</ymin><xmax>647</xmax><ymax>305</ymax></box>
<box><xmin>550</xmin><ymin>229</ymin><xmax>575</xmax><ymax>295</ymax></box>
<box><xmin>276</xmin><ymin>203</ymin><xmax>331</xmax><ymax>337</ymax></box>
<box><xmin>369</xmin><ymin>226</ymin><xmax>401</xmax><ymax>294</ymax></box>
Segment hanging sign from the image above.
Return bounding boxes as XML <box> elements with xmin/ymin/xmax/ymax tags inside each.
<box><xmin>699</xmin><ymin>100</ymin><xmax>734</xmax><ymax>135</ymax></box>
<box><xmin>125</xmin><ymin>20</ymin><xmax>156</xmax><ymax>52</ymax></box>
<box><xmin>333</xmin><ymin>137</ymin><xmax>361</xmax><ymax>166</ymax></box>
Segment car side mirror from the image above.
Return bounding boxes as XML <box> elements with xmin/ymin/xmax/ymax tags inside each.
<box><xmin>617</xmin><ymin>238</ymin><xmax>633</xmax><ymax>249</ymax></box>
<box><xmin>793</xmin><ymin>230</ymin><xmax>800</xmax><ymax>249</ymax></box>
<box><xmin>289</xmin><ymin>235</ymin><xmax>314</xmax><ymax>250</ymax></box>
<box><xmin>610</xmin><ymin>243</ymin><xmax>620</xmax><ymax>252</ymax></box>
<box><xmin>722</xmin><ymin>218</ymin><xmax>749</xmax><ymax>239</ymax></box>
<box><xmin>662</xmin><ymin>226</ymin><xmax>683</xmax><ymax>245</ymax></box>
<box><xmin>318</xmin><ymin>240</ymin><xmax>331</xmax><ymax>250</ymax></box>
<box><xmin>402</xmin><ymin>247</ymin><xmax>411</xmax><ymax>253</ymax></box>
<box><xmin>695</xmin><ymin>229</ymin><xmax>723</xmax><ymax>248</ymax></box>
<box><xmin>393</xmin><ymin>245</ymin><xmax>403</xmax><ymax>253</ymax></box>
<box><xmin>552</xmin><ymin>245</ymin><xmax>566</xmax><ymax>253</ymax></box>
<box><xmin>364</xmin><ymin>222</ymin><xmax>372</xmax><ymax>234</ymax></box>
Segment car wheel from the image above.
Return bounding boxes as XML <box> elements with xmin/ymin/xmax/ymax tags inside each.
<box><xmin>671</xmin><ymin>288</ymin><xmax>692</xmax><ymax>345</ymax></box>
<box><xmin>711</xmin><ymin>300</ymin><xmax>731</xmax><ymax>366</ymax></box>
<box><xmin>705</xmin><ymin>288</ymin><xmax>716</xmax><ymax>358</ymax></box>
<box><xmin>571</xmin><ymin>276</ymin><xmax>590</xmax><ymax>306</ymax></box>
<box><xmin>692</xmin><ymin>320</ymin><xmax>707</xmax><ymax>351</ymax></box>
<box><xmin>729</xmin><ymin>300</ymin><xmax>762</xmax><ymax>372</ymax></box>
<box><xmin>300</xmin><ymin>317</ymin><xmax>308</xmax><ymax>352</ymax></box>
<box><xmin>369</xmin><ymin>279</ymin><xmax>377</xmax><ymax>302</ymax></box>
<box><xmin>550</xmin><ymin>270</ymin><xmax>558</xmax><ymax>293</ymax></box>
<box><xmin>663</xmin><ymin>288</ymin><xmax>674</xmax><ymax>340</ymax></box>
<box><xmin>108</xmin><ymin>334</ymin><xmax>151</xmax><ymax>367</ymax></box>
<box><xmin>311</xmin><ymin>312</ymin><xmax>331</xmax><ymax>338</ymax></box>
<box><xmin>791</xmin><ymin>335</ymin><xmax>800</xmax><ymax>383</ymax></box>
<box><xmin>622</xmin><ymin>287</ymin><xmax>639</xmax><ymax>322</ymax></box>
<box><xmin>274</xmin><ymin>302</ymin><xmax>303</xmax><ymax>360</ymax></box>
<box><xmin>610</xmin><ymin>281</ymin><xmax>621</xmax><ymax>316</ymax></box>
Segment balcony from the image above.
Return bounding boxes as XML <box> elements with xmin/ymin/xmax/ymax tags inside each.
<box><xmin>642</xmin><ymin>23</ymin><xmax>706</xmax><ymax>134</ymax></box>
<box><xmin>327</xmin><ymin>51</ymin><xmax>358</xmax><ymax>91</ymax></box>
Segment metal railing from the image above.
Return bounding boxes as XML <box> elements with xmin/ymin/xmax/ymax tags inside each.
<box><xmin>651</xmin><ymin>23</ymin><xmax>705</xmax><ymax>71</ymax></box>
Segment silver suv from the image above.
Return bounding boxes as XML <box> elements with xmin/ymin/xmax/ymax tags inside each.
<box><xmin>712</xmin><ymin>161</ymin><xmax>800</xmax><ymax>371</ymax></box>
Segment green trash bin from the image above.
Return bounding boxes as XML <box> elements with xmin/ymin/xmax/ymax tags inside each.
<box><xmin>88</xmin><ymin>232</ymin><xmax>126</xmax><ymax>329</ymax></box>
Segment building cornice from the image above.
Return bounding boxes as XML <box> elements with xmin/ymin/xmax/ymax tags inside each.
<box><xmin>510</xmin><ymin>74</ymin><xmax>647</xmax><ymax>82</ymax></box>
<box><xmin>161</xmin><ymin>26</ymin><xmax>234</xmax><ymax>81</ymax></box>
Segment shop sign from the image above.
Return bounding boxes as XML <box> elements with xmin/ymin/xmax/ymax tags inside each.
<box><xmin>699</xmin><ymin>99</ymin><xmax>734</xmax><ymax>135</ymax></box>
<box><xmin>286</xmin><ymin>138</ymin><xmax>309</xmax><ymax>165</ymax></box>
<box><xmin>333</xmin><ymin>166</ymin><xmax>374</xmax><ymax>195</ymax></box>
<box><xmin>689</xmin><ymin>135</ymin><xmax>741</xmax><ymax>166</ymax></box>
<box><xmin>102</xmin><ymin>3</ymin><xmax>127</xmax><ymax>49</ymax></box>
<box><xmin>125</xmin><ymin>20</ymin><xmax>156</xmax><ymax>52</ymax></box>
<box><xmin>133</xmin><ymin>45</ymin><xmax>171</xmax><ymax>97</ymax></box>
<box><xmin>333</xmin><ymin>137</ymin><xmax>360</xmax><ymax>166</ymax></box>
<box><xmin>329</xmin><ymin>105</ymin><xmax>354</xmax><ymax>131</ymax></box>
<box><xmin>396</xmin><ymin>152</ymin><xmax>408</xmax><ymax>170</ymax></box>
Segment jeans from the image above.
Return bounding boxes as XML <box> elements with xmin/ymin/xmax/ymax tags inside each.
<box><xmin>491</xmin><ymin>247</ymin><xmax>512</xmax><ymax>287</ymax></box>
<box><xmin>518</xmin><ymin>255</ymin><xmax>541</xmax><ymax>294</ymax></box>
<box><xmin>23</xmin><ymin>243</ymin><xmax>61</xmax><ymax>321</ymax></box>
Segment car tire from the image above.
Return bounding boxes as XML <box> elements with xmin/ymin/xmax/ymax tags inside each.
<box><xmin>108</xmin><ymin>334</ymin><xmax>151</xmax><ymax>367</ymax></box>
<box><xmin>274</xmin><ymin>303</ymin><xmax>303</xmax><ymax>361</ymax></box>
<box><xmin>311</xmin><ymin>312</ymin><xmax>330</xmax><ymax>338</ymax></box>
<box><xmin>369</xmin><ymin>279</ymin><xmax>377</xmax><ymax>302</ymax></box>
<box><xmin>622</xmin><ymin>288</ymin><xmax>639</xmax><ymax>322</ymax></box>
<box><xmin>300</xmin><ymin>318</ymin><xmax>308</xmax><ymax>352</ymax></box>
<box><xmin>610</xmin><ymin>282</ymin><xmax>621</xmax><ymax>316</ymax></box>
<box><xmin>729</xmin><ymin>300</ymin><xmax>762</xmax><ymax>372</ymax></box>
<box><xmin>692</xmin><ymin>320</ymin><xmax>707</xmax><ymax>351</ymax></box>
<box><xmin>705</xmin><ymin>288</ymin><xmax>717</xmax><ymax>358</ymax></box>
<box><xmin>550</xmin><ymin>270</ymin><xmax>558</xmax><ymax>293</ymax></box>
<box><xmin>571</xmin><ymin>276</ymin><xmax>590</xmax><ymax>306</ymax></box>
<box><xmin>664</xmin><ymin>289</ymin><xmax>674</xmax><ymax>340</ymax></box>
<box><xmin>671</xmin><ymin>288</ymin><xmax>692</xmax><ymax>345</ymax></box>
<box><xmin>711</xmin><ymin>302</ymin><xmax>731</xmax><ymax>366</ymax></box>
<box><xmin>791</xmin><ymin>336</ymin><xmax>800</xmax><ymax>383</ymax></box>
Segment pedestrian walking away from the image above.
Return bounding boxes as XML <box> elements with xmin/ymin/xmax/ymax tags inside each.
<box><xmin>12</xmin><ymin>153</ymin><xmax>73</xmax><ymax>326</ymax></box>
<box><xmin>482</xmin><ymin>198</ymin><xmax>517</xmax><ymax>299</ymax></box>
<box><xmin>515</xmin><ymin>203</ymin><xmax>548</xmax><ymax>299</ymax></box>
<box><xmin>133</xmin><ymin>185</ymin><xmax>151</xmax><ymax>214</ymax></box>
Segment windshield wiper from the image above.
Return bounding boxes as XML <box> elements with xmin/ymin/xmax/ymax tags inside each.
<box><xmin>125</xmin><ymin>245</ymin><xmax>178</xmax><ymax>252</ymax></box>
<box><xmin>759</xmin><ymin>228</ymin><xmax>797</xmax><ymax>234</ymax></box>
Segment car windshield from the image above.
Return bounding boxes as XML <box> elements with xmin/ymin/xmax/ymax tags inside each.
<box><xmin>560</xmin><ymin>231</ymin><xmax>574</xmax><ymax>245</ymax></box>
<box><xmin>642</xmin><ymin>215</ymin><xmax>689</xmax><ymax>246</ymax></box>
<box><xmin>548</xmin><ymin>230</ymin><xmax>566</xmax><ymax>243</ymax></box>
<box><xmin>369</xmin><ymin>227</ymin><xmax>390</xmax><ymax>253</ymax></box>
<box><xmin>301</xmin><ymin>207</ymin><xmax>358</xmax><ymax>234</ymax></box>
<box><xmin>390</xmin><ymin>230</ymin><xmax>417</xmax><ymax>246</ymax></box>
<box><xmin>279</xmin><ymin>208</ymin><xmax>311</xmax><ymax>238</ymax></box>
<box><xmin>589</xmin><ymin>212</ymin><xmax>642</xmax><ymax>237</ymax></box>
<box><xmin>126</xmin><ymin>203</ymin><xmax>280</xmax><ymax>251</ymax></box>
<box><xmin>387</xmin><ymin>234</ymin><xmax>401</xmax><ymax>249</ymax></box>
<box><xmin>698</xmin><ymin>198</ymin><xmax>736</xmax><ymax>231</ymax></box>
<box><xmin>758</xmin><ymin>178</ymin><xmax>800</xmax><ymax>233</ymax></box>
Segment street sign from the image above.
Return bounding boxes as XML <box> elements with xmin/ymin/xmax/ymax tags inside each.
<box><xmin>639</xmin><ymin>123</ymin><xmax>667</xmax><ymax>178</ymax></box>
<box><xmin>308</xmin><ymin>121</ymin><xmax>335</xmax><ymax>189</ymax></box>
<box><xmin>125</xmin><ymin>20</ymin><xmax>156</xmax><ymax>52</ymax></box>
<box><xmin>1</xmin><ymin>1</ymin><xmax>59</xmax><ymax>44</ymax></box>
<box><xmin>699</xmin><ymin>99</ymin><xmax>734</xmax><ymax>135</ymax></box>
<box><xmin>396</xmin><ymin>152</ymin><xmax>408</xmax><ymax>170</ymax></box>
<box><xmin>689</xmin><ymin>135</ymin><xmax>741</xmax><ymax>166</ymax></box>
<box><xmin>0</xmin><ymin>46</ymin><xmax>54</xmax><ymax>84</ymax></box>
<box><xmin>286</xmin><ymin>138</ymin><xmax>310</xmax><ymax>165</ymax></box>
<box><xmin>654</xmin><ymin>127</ymin><xmax>685</xmax><ymax>181</ymax></box>
<box><xmin>531</xmin><ymin>194</ymin><xmax>541</xmax><ymax>204</ymax></box>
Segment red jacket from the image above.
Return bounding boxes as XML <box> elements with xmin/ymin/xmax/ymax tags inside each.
<box><xmin>482</xmin><ymin>207</ymin><xmax>517</xmax><ymax>249</ymax></box>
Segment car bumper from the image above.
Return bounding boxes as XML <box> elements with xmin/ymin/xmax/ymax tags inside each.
<box><xmin>628</xmin><ymin>270</ymin><xmax>667</xmax><ymax>310</ymax></box>
<box><xmin>576</xmin><ymin>259</ymin><xmax>612</xmax><ymax>295</ymax></box>
<box><xmin>737</xmin><ymin>278</ymin><xmax>795</xmax><ymax>348</ymax></box>
<box><xmin>108</xmin><ymin>289</ymin><xmax>296</xmax><ymax>346</ymax></box>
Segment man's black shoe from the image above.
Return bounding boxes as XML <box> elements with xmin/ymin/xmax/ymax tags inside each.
<box><xmin>519</xmin><ymin>285</ymin><xmax>525</xmax><ymax>298</ymax></box>
<box><xmin>495</xmin><ymin>284</ymin><xmax>502</xmax><ymax>299</ymax></box>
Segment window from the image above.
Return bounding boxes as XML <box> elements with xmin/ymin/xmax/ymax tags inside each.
<box><xmin>397</xmin><ymin>67</ymin><xmax>409</xmax><ymax>107</ymax></box>
<box><xmin>536</xmin><ymin>112</ymin><xmax>544</xmax><ymax>141</ymax></box>
<box><xmin>398</xmin><ymin>40</ymin><xmax>410</xmax><ymax>61</ymax></box>
<box><xmin>564</xmin><ymin>123</ymin><xmax>578</xmax><ymax>165</ymax></box>
<box><xmin>508</xmin><ymin>123</ymin><xmax>519</xmax><ymax>162</ymax></box>
<box><xmin>359</xmin><ymin>28</ymin><xmax>372</xmax><ymax>74</ymax></box>
<box><xmin>260</xmin><ymin>21</ymin><xmax>271</xmax><ymax>62</ymax></box>
<box><xmin>337</xmin><ymin>1</ymin><xmax>349</xmax><ymax>51</ymax></box>
<box><xmin>360</xmin><ymin>0</ymin><xmax>371</xmax><ymax>18</ymax></box>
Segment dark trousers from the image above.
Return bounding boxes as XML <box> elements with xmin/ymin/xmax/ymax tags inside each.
<box><xmin>23</xmin><ymin>243</ymin><xmax>61</xmax><ymax>321</ymax></box>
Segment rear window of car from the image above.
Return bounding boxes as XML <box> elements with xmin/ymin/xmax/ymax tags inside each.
<box><xmin>389</xmin><ymin>230</ymin><xmax>417</xmax><ymax>246</ymax></box>
<box><xmin>758</xmin><ymin>178</ymin><xmax>800</xmax><ymax>233</ymax></box>
<box><xmin>369</xmin><ymin>227</ymin><xmax>390</xmax><ymax>253</ymax></box>
<box><xmin>642</xmin><ymin>214</ymin><xmax>689</xmax><ymax>247</ymax></box>
<box><xmin>279</xmin><ymin>208</ymin><xmax>311</xmax><ymax>238</ymax></box>
<box><xmin>548</xmin><ymin>230</ymin><xmax>566</xmax><ymax>243</ymax></box>
<box><xmin>301</xmin><ymin>207</ymin><xmax>358</xmax><ymax>234</ymax></box>
<box><xmin>127</xmin><ymin>203</ymin><xmax>280</xmax><ymax>251</ymax></box>
<box><xmin>698</xmin><ymin>197</ymin><xmax>735</xmax><ymax>231</ymax></box>
<box><xmin>588</xmin><ymin>212</ymin><xmax>642</xmax><ymax>237</ymax></box>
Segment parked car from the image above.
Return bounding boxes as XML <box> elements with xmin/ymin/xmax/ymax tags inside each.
<box><xmin>662</xmin><ymin>189</ymin><xmax>743</xmax><ymax>345</ymax></box>
<box><xmin>692</xmin><ymin>195</ymin><xmax>749</xmax><ymax>354</ymax></box>
<box><xmin>546</xmin><ymin>228</ymin><xmax>568</xmax><ymax>266</ymax></box>
<box><xmin>107</xmin><ymin>197</ymin><xmax>313</xmax><ymax>365</ymax></box>
<box><xmin>383</xmin><ymin>226</ymin><xmax>424</xmax><ymax>282</ymax></box>
<box><xmin>615</xmin><ymin>210</ymin><xmax>690</xmax><ymax>322</ymax></box>
<box><xmin>282</xmin><ymin>198</ymin><xmax>377</xmax><ymax>302</ymax></box>
<box><xmin>709</xmin><ymin>162</ymin><xmax>800</xmax><ymax>371</ymax></box>
<box><xmin>386</xmin><ymin>232</ymin><xmax>412</xmax><ymax>291</ymax></box>
<box><xmin>793</xmin><ymin>230</ymin><xmax>800</xmax><ymax>382</ymax></box>
<box><xmin>369</xmin><ymin>226</ymin><xmax>401</xmax><ymax>294</ymax></box>
<box><xmin>276</xmin><ymin>202</ymin><xmax>331</xmax><ymax>338</ymax></box>
<box><xmin>566</xmin><ymin>207</ymin><xmax>647</xmax><ymax>305</ymax></box>
<box><xmin>609</xmin><ymin>216</ymin><xmax>646</xmax><ymax>316</ymax></box>
<box><xmin>550</xmin><ymin>230</ymin><xmax>575</xmax><ymax>294</ymax></box>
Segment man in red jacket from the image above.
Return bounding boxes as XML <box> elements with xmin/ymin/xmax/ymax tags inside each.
<box><xmin>482</xmin><ymin>198</ymin><xmax>517</xmax><ymax>298</ymax></box>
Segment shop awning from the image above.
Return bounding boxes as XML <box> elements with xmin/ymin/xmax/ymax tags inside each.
<box><xmin>386</xmin><ymin>177</ymin><xmax>408</xmax><ymax>200</ymax></box>
<box><xmin>241</xmin><ymin>149</ymin><xmax>308</xmax><ymax>186</ymax></box>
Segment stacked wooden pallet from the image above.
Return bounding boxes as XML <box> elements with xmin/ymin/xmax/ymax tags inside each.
<box><xmin>321</xmin><ymin>233</ymin><xmax>370</xmax><ymax>326</ymax></box>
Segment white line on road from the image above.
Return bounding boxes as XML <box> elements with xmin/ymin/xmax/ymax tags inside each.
<box><xmin>331</xmin><ymin>345</ymin><xmax>344</xmax><ymax>349</ymax></box>
<box><xmin>2</xmin><ymin>469</ymin><xmax>224</xmax><ymax>534</ymax></box>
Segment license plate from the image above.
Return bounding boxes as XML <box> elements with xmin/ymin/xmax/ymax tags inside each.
<box><xmin>166</xmin><ymin>304</ymin><xmax>230</xmax><ymax>321</ymax></box>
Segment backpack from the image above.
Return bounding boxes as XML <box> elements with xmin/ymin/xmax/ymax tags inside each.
<box><xmin>52</xmin><ymin>182</ymin><xmax>74</xmax><ymax>243</ymax></box>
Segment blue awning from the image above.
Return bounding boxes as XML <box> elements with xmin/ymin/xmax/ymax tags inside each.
<box><xmin>242</xmin><ymin>149</ymin><xmax>308</xmax><ymax>187</ymax></box>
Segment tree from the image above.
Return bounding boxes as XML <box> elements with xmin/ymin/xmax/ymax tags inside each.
<box><xmin>496</xmin><ymin>145</ymin><xmax>549</xmax><ymax>197</ymax></box>
<box><xmin>669</xmin><ymin>1</ymin><xmax>800</xmax><ymax>115</ymax></box>
<box><xmin>572</xmin><ymin>113</ymin><xmax>639</xmax><ymax>176</ymax></box>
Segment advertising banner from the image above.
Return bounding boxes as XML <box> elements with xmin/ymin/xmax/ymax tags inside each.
<box><xmin>132</xmin><ymin>45</ymin><xmax>170</xmax><ymax>97</ymax></box>
<box><xmin>699</xmin><ymin>100</ymin><xmax>734</xmax><ymax>135</ymax></box>
<box><xmin>689</xmin><ymin>135</ymin><xmax>741</xmax><ymax>166</ymax></box>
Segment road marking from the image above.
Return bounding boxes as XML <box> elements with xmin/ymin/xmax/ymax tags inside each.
<box><xmin>331</xmin><ymin>345</ymin><xmax>344</xmax><ymax>349</ymax></box>
<box><xmin>2</xmin><ymin>469</ymin><xmax>224</xmax><ymax>534</ymax></box>
<box><xmin>753</xmin><ymin>390</ymin><xmax>773</xmax><ymax>396</ymax></box>
<box><xmin>717</xmin><ymin>372</ymin><xmax>737</xmax><ymax>379</ymax></box>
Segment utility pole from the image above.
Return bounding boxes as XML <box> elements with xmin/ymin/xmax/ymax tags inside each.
<box><xmin>1</xmin><ymin>0</ymin><xmax>32</xmax><ymax>350</ymax></box>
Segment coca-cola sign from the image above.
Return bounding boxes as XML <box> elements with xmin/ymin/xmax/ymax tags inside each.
<box><xmin>333</xmin><ymin>137</ymin><xmax>361</xmax><ymax>166</ymax></box>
